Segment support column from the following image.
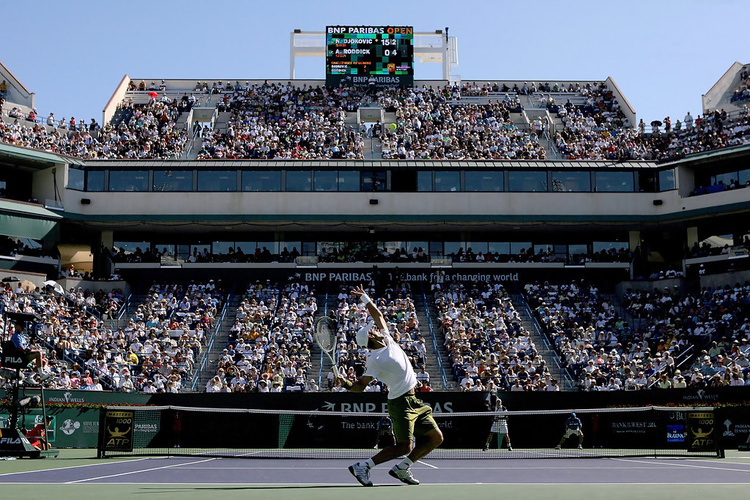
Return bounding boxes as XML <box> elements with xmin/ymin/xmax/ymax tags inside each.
<box><xmin>686</xmin><ymin>227</ymin><xmax>699</xmax><ymax>249</ymax></box>
<box><xmin>629</xmin><ymin>230</ymin><xmax>641</xmax><ymax>280</ymax></box>
<box><xmin>101</xmin><ymin>231</ymin><xmax>114</xmax><ymax>249</ymax></box>
<box><xmin>628</xmin><ymin>230</ymin><xmax>641</xmax><ymax>252</ymax></box>
<box><xmin>97</xmin><ymin>231</ymin><xmax>114</xmax><ymax>280</ymax></box>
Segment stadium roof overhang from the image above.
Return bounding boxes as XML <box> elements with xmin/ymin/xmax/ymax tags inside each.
<box><xmin>80</xmin><ymin>159</ymin><xmax>660</xmax><ymax>169</ymax></box>
<box><xmin>59</xmin><ymin>208</ymin><xmax>744</xmax><ymax>238</ymax></box>
<box><xmin>0</xmin><ymin>143</ymin><xmax>73</xmax><ymax>171</ymax></box>
<box><xmin>0</xmin><ymin>199</ymin><xmax>62</xmax><ymax>240</ymax></box>
<box><xmin>660</xmin><ymin>143</ymin><xmax>750</xmax><ymax>169</ymax></box>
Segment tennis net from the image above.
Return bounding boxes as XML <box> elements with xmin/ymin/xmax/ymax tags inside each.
<box><xmin>96</xmin><ymin>404</ymin><xmax>724</xmax><ymax>459</ymax></box>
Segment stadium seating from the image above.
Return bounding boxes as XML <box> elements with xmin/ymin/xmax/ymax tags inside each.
<box><xmin>2</xmin><ymin>77</ymin><xmax>750</xmax><ymax>161</ymax></box>
<box><xmin>218</xmin><ymin>280</ymin><xmax>314</xmax><ymax>392</ymax></box>
<box><xmin>3</xmin><ymin>70</ymin><xmax>750</xmax><ymax>397</ymax></box>
<box><xmin>526</xmin><ymin>280</ymin><xmax>750</xmax><ymax>391</ymax></box>
<box><xmin>0</xmin><ymin>280</ymin><xmax>222</xmax><ymax>393</ymax></box>
<box><xmin>435</xmin><ymin>281</ymin><xmax>555</xmax><ymax>392</ymax></box>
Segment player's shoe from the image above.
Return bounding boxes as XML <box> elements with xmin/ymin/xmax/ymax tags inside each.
<box><xmin>578</xmin><ymin>445</ymin><xmax>583</xmax><ymax>449</ymax></box>
<box><xmin>482</xmin><ymin>445</ymin><xmax>489</xmax><ymax>451</ymax></box>
<box><xmin>348</xmin><ymin>462</ymin><xmax>373</xmax><ymax>487</ymax></box>
<box><xmin>508</xmin><ymin>446</ymin><xmax>513</xmax><ymax>451</ymax></box>
<box><xmin>555</xmin><ymin>445</ymin><xmax>561</xmax><ymax>449</ymax></box>
<box><xmin>389</xmin><ymin>465</ymin><xmax>420</xmax><ymax>485</ymax></box>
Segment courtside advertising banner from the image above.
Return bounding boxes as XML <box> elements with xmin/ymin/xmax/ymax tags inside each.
<box><xmin>101</xmin><ymin>409</ymin><xmax>135</xmax><ymax>452</ymax></box>
<box><xmin>687</xmin><ymin>411</ymin><xmax>716</xmax><ymax>452</ymax></box>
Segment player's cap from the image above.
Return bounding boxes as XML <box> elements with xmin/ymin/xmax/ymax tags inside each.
<box><xmin>356</xmin><ymin>320</ymin><xmax>375</xmax><ymax>347</ymax></box>
<box><xmin>570</xmin><ymin>412</ymin><xmax>576</xmax><ymax>417</ymax></box>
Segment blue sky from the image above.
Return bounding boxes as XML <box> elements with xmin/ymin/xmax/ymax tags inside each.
<box><xmin>3</xmin><ymin>0</ymin><xmax>747</xmax><ymax>128</ymax></box>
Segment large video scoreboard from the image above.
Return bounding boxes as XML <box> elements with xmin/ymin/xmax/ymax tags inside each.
<box><xmin>326</xmin><ymin>26</ymin><xmax>414</xmax><ymax>87</ymax></box>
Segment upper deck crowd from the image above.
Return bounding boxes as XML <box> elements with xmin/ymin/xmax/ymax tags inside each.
<box><xmin>1</xmin><ymin>79</ymin><xmax>749</xmax><ymax>163</ymax></box>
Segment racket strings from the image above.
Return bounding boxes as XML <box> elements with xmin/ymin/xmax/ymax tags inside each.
<box><xmin>315</xmin><ymin>318</ymin><xmax>338</xmax><ymax>352</ymax></box>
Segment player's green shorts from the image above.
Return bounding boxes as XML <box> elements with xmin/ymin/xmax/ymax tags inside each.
<box><xmin>387</xmin><ymin>392</ymin><xmax>438</xmax><ymax>442</ymax></box>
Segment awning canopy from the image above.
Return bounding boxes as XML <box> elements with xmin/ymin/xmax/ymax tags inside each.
<box><xmin>0</xmin><ymin>199</ymin><xmax>61</xmax><ymax>240</ymax></box>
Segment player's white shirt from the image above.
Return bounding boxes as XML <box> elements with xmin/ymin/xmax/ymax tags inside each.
<box><xmin>364</xmin><ymin>328</ymin><xmax>417</xmax><ymax>399</ymax></box>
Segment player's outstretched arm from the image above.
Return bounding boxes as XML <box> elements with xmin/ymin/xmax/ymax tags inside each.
<box><xmin>352</xmin><ymin>285</ymin><xmax>387</xmax><ymax>331</ymax></box>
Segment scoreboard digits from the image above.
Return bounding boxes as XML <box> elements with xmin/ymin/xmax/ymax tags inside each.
<box><xmin>326</xmin><ymin>26</ymin><xmax>414</xmax><ymax>87</ymax></box>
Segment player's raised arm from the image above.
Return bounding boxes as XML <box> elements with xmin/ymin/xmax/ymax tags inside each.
<box><xmin>352</xmin><ymin>285</ymin><xmax>387</xmax><ymax>332</ymax></box>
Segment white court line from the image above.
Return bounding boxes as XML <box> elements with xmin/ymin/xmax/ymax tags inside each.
<box><xmin>174</xmin><ymin>465</ymin><xmax>661</xmax><ymax>471</ymax></box>
<box><xmin>0</xmin><ymin>457</ymin><xmax>152</xmax><ymax>477</ymax></box>
<box><xmin>64</xmin><ymin>457</ymin><xmax>218</xmax><ymax>484</ymax></box>
<box><xmin>3</xmin><ymin>481</ymin><xmax>750</xmax><ymax>486</ymax></box>
<box><xmin>611</xmin><ymin>457</ymin><xmax>750</xmax><ymax>474</ymax></box>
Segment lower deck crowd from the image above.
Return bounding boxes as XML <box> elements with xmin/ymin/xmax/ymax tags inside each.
<box><xmin>1</xmin><ymin>275</ymin><xmax>749</xmax><ymax>394</ymax></box>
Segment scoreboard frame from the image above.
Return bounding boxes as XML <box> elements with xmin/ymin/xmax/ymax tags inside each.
<box><xmin>326</xmin><ymin>26</ymin><xmax>414</xmax><ymax>88</ymax></box>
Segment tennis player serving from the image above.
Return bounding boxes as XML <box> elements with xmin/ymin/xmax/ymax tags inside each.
<box><xmin>341</xmin><ymin>285</ymin><xmax>443</xmax><ymax>486</ymax></box>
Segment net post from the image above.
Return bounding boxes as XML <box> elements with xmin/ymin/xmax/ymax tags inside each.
<box><xmin>96</xmin><ymin>406</ymin><xmax>107</xmax><ymax>459</ymax></box>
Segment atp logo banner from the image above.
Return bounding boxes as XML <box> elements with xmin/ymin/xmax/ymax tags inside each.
<box><xmin>687</xmin><ymin>411</ymin><xmax>716</xmax><ymax>452</ymax></box>
<box><xmin>101</xmin><ymin>410</ymin><xmax>135</xmax><ymax>452</ymax></box>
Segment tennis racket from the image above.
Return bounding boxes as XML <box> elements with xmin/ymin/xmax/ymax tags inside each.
<box><xmin>314</xmin><ymin>314</ymin><xmax>341</xmax><ymax>376</ymax></box>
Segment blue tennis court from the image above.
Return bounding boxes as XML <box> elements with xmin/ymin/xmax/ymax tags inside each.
<box><xmin>1</xmin><ymin>451</ymin><xmax>749</xmax><ymax>500</ymax></box>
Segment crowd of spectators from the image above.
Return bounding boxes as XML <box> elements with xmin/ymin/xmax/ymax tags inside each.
<box><xmin>550</xmin><ymin>83</ymin><xmax>641</xmax><ymax>161</ymax></box>
<box><xmin>0</xmin><ymin>94</ymin><xmax>188</xmax><ymax>159</ymax></box>
<box><xmin>687</xmin><ymin>237</ymin><xmax>750</xmax><ymax>259</ymax></box>
<box><xmin>526</xmin><ymin>280</ymin><xmax>750</xmax><ymax>391</ymax></box>
<box><xmin>526</xmin><ymin>281</ymin><xmax>631</xmax><ymax>389</ymax></box>
<box><xmin>375</xmin><ymin>86</ymin><xmax>544</xmax><ymax>160</ymax></box>
<box><xmin>194</xmin><ymin>82</ymin><xmax>365</xmax><ymax>160</ymax></box>
<box><xmin>91</xmin><ymin>97</ymin><xmax>189</xmax><ymax>159</ymax></box>
<box><xmin>647</xmin><ymin>108</ymin><xmax>750</xmax><ymax>163</ymax></box>
<box><xmin>212</xmin><ymin>280</ymin><xmax>315</xmax><ymax>393</ymax></box>
<box><xmin>544</xmin><ymin>82</ymin><xmax>750</xmax><ymax>163</ymax></box>
<box><xmin>0</xmin><ymin>280</ymin><xmax>222</xmax><ymax>393</ymax></box>
<box><xmin>0</xmin><ymin>236</ymin><xmax>58</xmax><ymax>260</ymax></box>
<box><xmin>623</xmin><ymin>284</ymin><xmax>750</xmax><ymax>388</ymax></box>
<box><xmin>5</xmin><ymin>274</ymin><xmax>750</xmax><ymax>395</ymax></box>
<box><xmin>109</xmin><ymin>242</ymin><xmax>630</xmax><ymax>267</ymax></box>
<box><xmin>435</xmin><ymin>281</ymin><xmax>557</xmax><ymax>393</ymax></box>
<box><xmin>110</xmin><ymin>245</ymin><xmax>283</xmax><ymax>264</ymax></box>
<box><xmin>2</xmin><ymin>77</ymin><xmax>750</xmax><ymax>162</ymax></box>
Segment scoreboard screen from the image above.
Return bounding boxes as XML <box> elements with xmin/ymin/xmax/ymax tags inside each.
<box><xmin>326</xmin><ymin>26</ymin><xmax>414</xmax><ymax>87</ymax></box>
